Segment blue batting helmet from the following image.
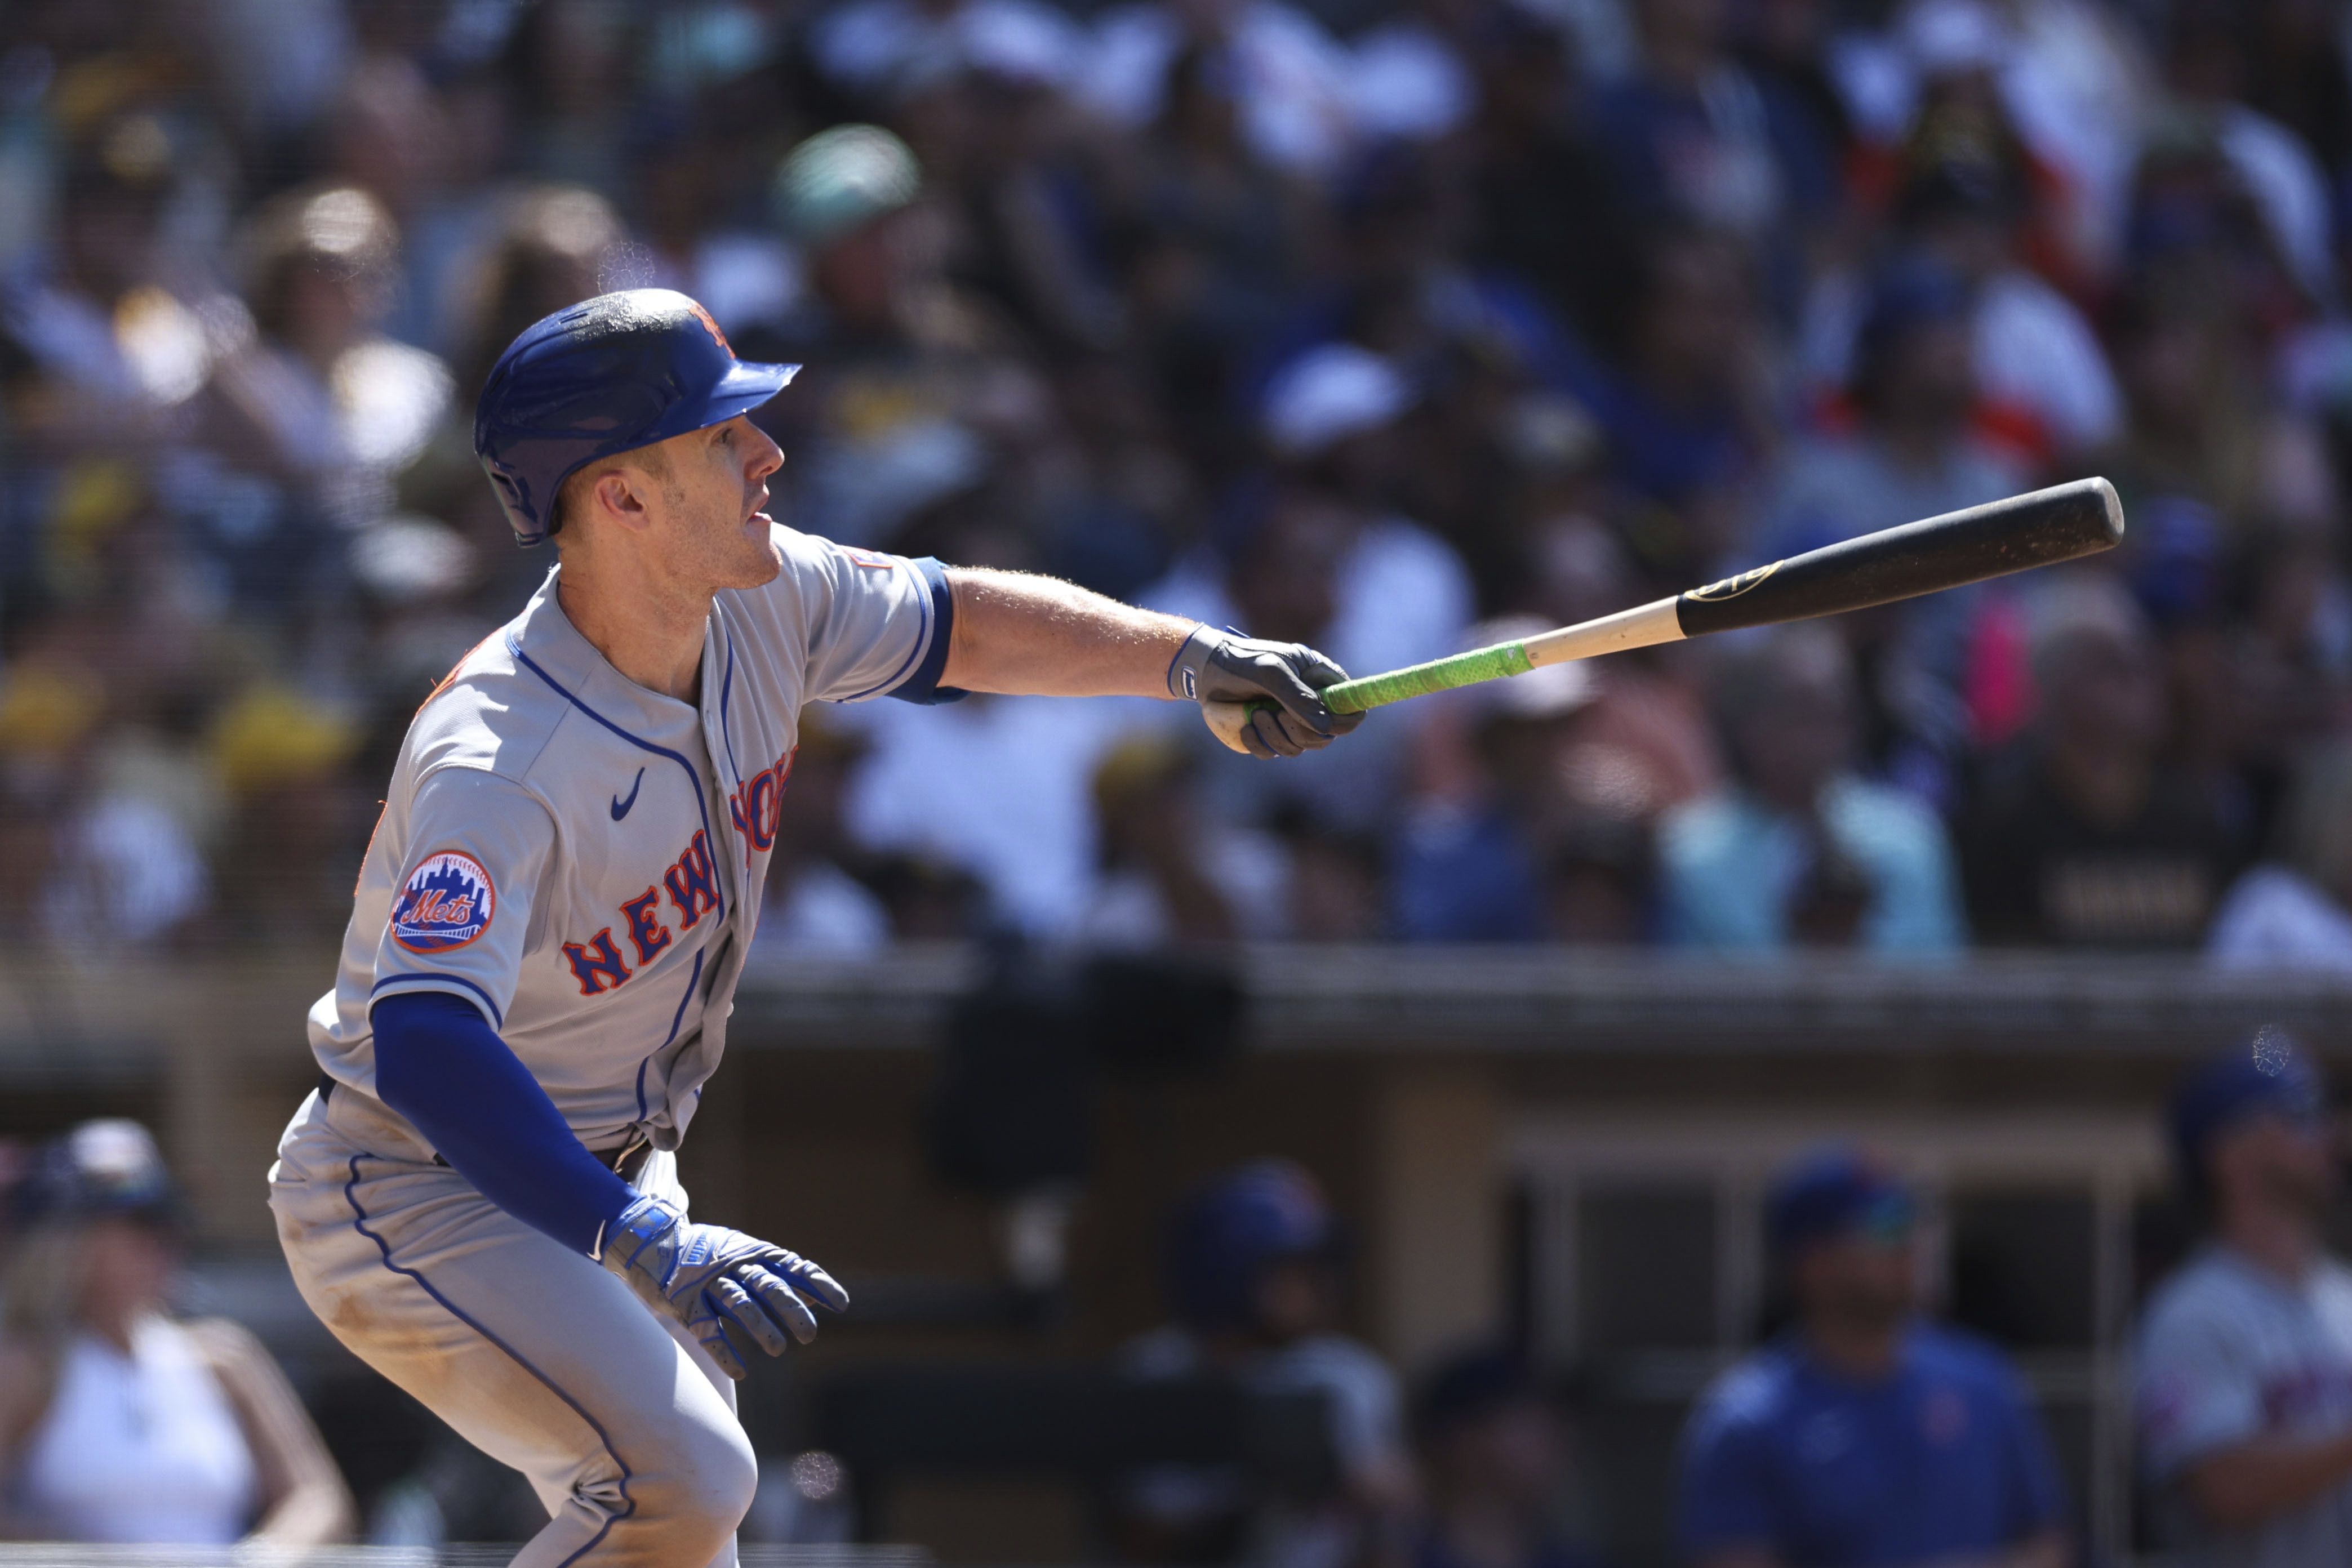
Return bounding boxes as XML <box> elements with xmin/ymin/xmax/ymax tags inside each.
<box><xmin>1765</xmin><ymin>1144</ymin><xmax>1915</xmax><ymax>1259</ymax></box>
<box><xmin>1164</xmin><ymin>1160</ymin><xmax>1343</xmax><ymax>1334</ymax></box>
<box><xmin>473</xmin><ymin>288</ymin><xmax>800</xmax><ymax>546</ymax></box>
<box><xmin>2171</xmin><ymin>1027</ymin><xmax>2327</xmax><ymax>1193</ymax></box>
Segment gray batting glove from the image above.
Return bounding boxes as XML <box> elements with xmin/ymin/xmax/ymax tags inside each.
<box><xmin>598</xmin><ymin>1193</ymin><xmax>850</xmax><ymax>1380</ymax></box>
<box><xmin>1168</xmin><ymin>626</ymin><xmax>1365</xmax><ymax>759</ymax></box>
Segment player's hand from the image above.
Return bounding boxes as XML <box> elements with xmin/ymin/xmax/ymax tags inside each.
<box><xmin>598</xmin><ymin>1193</ymin><xmax>850</xmax><ymax>1379</ymax></box>
<box><xmin>1168</xmin><ymin>625</ymin><xmax>1364</xmax><ymax>759</ymax></box>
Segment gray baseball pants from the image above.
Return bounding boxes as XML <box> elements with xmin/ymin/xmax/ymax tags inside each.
<box><xmin>270</xmin><ymin>1088</ymin><xmax>750</xmax><ymax>1567</ymax></box>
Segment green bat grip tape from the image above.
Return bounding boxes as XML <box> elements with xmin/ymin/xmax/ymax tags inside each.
<box><xmin>1321</xmin><ymin>640</ymin><xmax>1535</xmax><ymax>714</ymax></box>
<box><xmin>1231</xmin><ymin>642</ymin><xmax>1534</xmax><ymax>737</ymax></box>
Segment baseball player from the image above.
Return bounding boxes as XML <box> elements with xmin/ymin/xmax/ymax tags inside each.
<box><xmin>266</xmin><ymin>288</ymin><xmax>1363</xmax><ymax>1567</ymax></box>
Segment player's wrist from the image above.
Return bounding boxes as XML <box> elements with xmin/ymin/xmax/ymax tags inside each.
<box><xmin>1166</xmin><ymin>623</ymin><xmax>1224</xmax><ymax>701</ymax></box>
<box><xmin>597</xmin><ymin>1191</ymin><xmax>681</xmax><ymax>1271</ymax></box>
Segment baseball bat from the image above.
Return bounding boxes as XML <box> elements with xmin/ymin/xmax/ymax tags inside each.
<box><xmin>1206</xmin><ymin>476</ymin><xmax>2124</xmax><ymax>754</ymax></box>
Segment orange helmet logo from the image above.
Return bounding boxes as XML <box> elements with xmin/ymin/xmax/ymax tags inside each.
<box><xmin>687</xmin><ymin>300</ymin><xmax>733</xmax><ymax>354</ymax></box>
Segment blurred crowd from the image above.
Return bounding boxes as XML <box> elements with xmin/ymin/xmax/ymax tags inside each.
<box><xmin>15</xmin><ymin>0</ymin><xmax>2352</xmax><ymax>957</ymax></box>
<box><xmin>11</xmin><ymin>1031</ymin><xmax>2352</xmax><ymax>1565</ymax></box>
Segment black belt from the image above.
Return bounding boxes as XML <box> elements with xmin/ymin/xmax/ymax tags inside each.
<box><xmin>317</xmin><ymin>1073</ymin><xmax>652</xmax><ymax>1177</ymax></box>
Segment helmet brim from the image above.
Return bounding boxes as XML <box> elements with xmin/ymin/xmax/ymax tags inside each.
<box><xmin>503</xmin><ymin>358</ymin><xmax>802</xmax><ymax>546</ymax></box>
<box><xmin>696</xmin><ymin>358</ymin><xmax>801</xmax><ymax>427</ymax></box>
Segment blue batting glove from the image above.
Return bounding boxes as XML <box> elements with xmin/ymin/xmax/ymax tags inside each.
<box><xmin>598</xmin><ymin>1193</ymin><xmax>850</xmax><ymax>1379</ymax></box>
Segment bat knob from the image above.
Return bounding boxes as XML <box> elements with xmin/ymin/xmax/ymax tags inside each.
<box><xmin>1201</xmin><ymin>700</ymin><xmax>1265</xmax><ymax>755</ymax></box>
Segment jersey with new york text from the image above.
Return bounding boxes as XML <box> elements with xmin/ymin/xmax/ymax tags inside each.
<box><xmin>307</xmin><ymin>523</ymin><xmax>952</xmax><ymax>1152</ymax></box>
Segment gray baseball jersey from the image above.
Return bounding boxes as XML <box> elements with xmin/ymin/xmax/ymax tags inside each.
<box><xmin>306</xmin><ymin>523</ymin><xmax>950</xmax><ymax>1152</ymax></box>
<box><xmin>272</xmin><ymin>527</ymin><xmax>950</xmax><ymax>1566</ymax></box>
<box><xmin>2137</xmin><ymin>1244</ymin><xmax>2352</xmax><ymax>1568</ymax></box>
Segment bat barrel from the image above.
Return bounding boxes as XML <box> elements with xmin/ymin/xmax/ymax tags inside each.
<box><xmin>1221</xmin><ymin>476</ymin><xmax>2127</xmax><ymax>751</ymax></box>
<box><xmin>1673</xmin><ymin>476</ymin><xmax>2124</xmax><ymax>639</ymax></box>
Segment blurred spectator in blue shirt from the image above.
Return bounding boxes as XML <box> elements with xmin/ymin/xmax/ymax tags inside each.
<box><xmin>1677</xmin><ymin>1146</ymin><xmax>2069</xmax><ymax>1568</ymax></box>
<box><xmin>1393</xmin><ymin>614</ymin><xmax>1687</xmax><ymax>945</ymax></box>
<box><xmin>1659</xmin><ymin>624</ymin><xmax>1963</xmax><ymax>954</ymax></box>
<box><xmin>2135</xmin><ymin>1031</ymin><xmax>2352</xmax><ymax>1567</ymax></box>
<box><xmin>1412</xmin><ymin>1346</ymin><xmax>1608</xmax><ymax>1568</ymax></box>
<box><xmin>1118</xmin><ymin>1160</ymin><xmax>1415</xmax><ymax>1568</ymax></box>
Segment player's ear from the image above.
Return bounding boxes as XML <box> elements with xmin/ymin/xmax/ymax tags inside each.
<box><xmin>587</xmin><ymin>466</ymin><xmax>657</xmax><ymax>535</ymax></box>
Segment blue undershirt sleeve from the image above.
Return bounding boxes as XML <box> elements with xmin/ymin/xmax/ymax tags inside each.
<box><xmin>884</xmin><ymin>556</ymin><xmax>966</xmax><ymax>705</ymax></box>
<box><xmin>371</xmin><ymin>990</ymin><xmax>637</xmax><ymax>1256</ymax></box>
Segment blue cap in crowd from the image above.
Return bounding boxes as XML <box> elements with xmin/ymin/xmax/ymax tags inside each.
<box><xmin>1766</xmin><ymin>1144</ymin><xmax>1916</xmax><ymax>1258</ymax></box>
<box><xmin>473</xmin><ymin>288</ymin><xmax>800</xmax><ymax>547</ymax></box>
<box><xmin>2171</xmin><ymin>1027</ymin><xmax>2327</xmax><ymax>1191</ymax></box>
<box><xmin>1164</xmin><ymin>1159</ymin><xmax>1342</xmax><ymax>1334</ymax></box>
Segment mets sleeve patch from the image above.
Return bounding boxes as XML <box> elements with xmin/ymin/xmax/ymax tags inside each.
<box><xmin>390</xmin><ymin>850</ymin><xmax>497</xmax><ymax>953</ymax></box>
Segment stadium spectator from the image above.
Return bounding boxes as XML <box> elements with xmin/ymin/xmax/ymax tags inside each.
<box><xmin>2135</xmin><ymin>1032</ymin><xmax>2352</xmax><ymax>1565</ymax></box>
<box><xmin>1412</xmin><ymin>1344</ymin><xmax>1608</xmax><ymax>1568</ymax></box>
<box><xmin>1</xmin><ymin>114</ymin><xmax>234</xmax><ymax>452</ymax></box>
<box><xmin>1461</xmin><ymin>8</ymin><xmax>1634</xmax><ymax>351</ymax></box>
<box><xmin>1392</xmin><ymin>636</ymin><xmax>1595</xmax><ymax>944</ymax></box>
<box><xmin>2157</xmin><ymin>1</ymin><xmax>2338</xmax><ymax>310</ymax></box>
<box><xmin>1659</xmin><ymin>625</ymin><xmax>1963</xmax><ymax>953</ymax></box>
<box><xmin>752</xmin><ymin>710</ymin><xmax>896</xmax><ymax>956</ymax></box>
<box><xmin>1960</xmin><ymin>571</ymin><xmax>2244</xmax><ymax>947</ymax></box>
<box><xmin>0</xmin><ymin>1121</ymin><xmax>352</xmax><ymax>1544</ymax></box>
<box><xmin>2208</xmin><ymin>742</ymin><xmax>2352</xmax><ymax>972</ymax></box>
<box><xmin>1146</xmin><ymin>346</ymin><xmax>1473</xmax><ymax>834</ymax></box>
<box><xmin>1760</xmin><ymin>256</ymin><xmax>2028</xmax><ymax>796</ymax></box>
<box><xmin>844</xmin><ymin>685</ymin><xmax>1136</xmax><ymax>938</ymax></box>
<box><xmin>1117</xmin><ymin>1160</ymin><xmax>1415</xmax><ymax>1568</ymax></box>
<box><xmin>1677</xmin><ymin>1146</ymin><xmax>2069</xmax><ymax>1568</ymax></box>
<box><xmin>758</xmin><ymin>123</ymin><xmax>1034</xmax><ymax>553</ymax></box>
<box><xmin>7</xmin><ymin>0</ymin><xmax>2352</xmax><ymax>964</ymax></box>
<box><xmin>1086</xmin><ymin>732</ymin><xmax>1290</xmax><ymax>945</ymax></box>
<box><xmin>1881</xmin><ymin>101</ymin><xmax>2123</xmax><ymax>458</ymax></box>
<box><xmin>1560</xmin><ymin>226</ymin><xmax>1773</xmax><ymax>576</ymax></box>
<box><xmin>211</xmin><ymin>183</ymin><xmax>453</xmax><ymax>532</ymax></box>
<box><xmin>1077</xmin><ymin>0</ymin><xmax>1357</xmax><ymax>178</ymax></box>
<box><xmin>1391</xmin><ymin>611</ymin><xmax>1688</xmax><ymax>944</ymax></box>
<box><xmin>1590</xmin><ymin>0</ymin><xmax>1837</xmax><ymax>256</ymax></box>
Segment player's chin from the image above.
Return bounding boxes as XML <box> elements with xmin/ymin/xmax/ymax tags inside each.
<box><xmin>728</xmin><ymin>515</ymin><xmax>785</xmax><ymax>587</ymax></box>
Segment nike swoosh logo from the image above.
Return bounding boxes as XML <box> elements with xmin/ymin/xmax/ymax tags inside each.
<box><xmin>611</xmin><ymin>767</ymin><xmax>646</xmax><ymax>821</ymax></box>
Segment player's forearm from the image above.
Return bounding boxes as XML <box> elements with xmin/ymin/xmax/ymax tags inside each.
<box><xmin>939</xmin><ymin>566</ymin><xmax>1194</xmax><ymax>698</ymax></box>
<box><xmin>2186</xmin><ymin>1429</ymin><xmax>2352</xmax><ymax>1525</ymax></box>
<box><xmin>372</xmin><ymin>991</ymin><xmax>636</xmax><ymax>1255</ymax></box>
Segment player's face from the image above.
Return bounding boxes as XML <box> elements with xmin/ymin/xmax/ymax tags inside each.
<box><xmin>1796</xmin><ymin>1229</ymin><xmax>1919</xmax><ymax>1333</ymax></box>
<box><xmin>648</xmin><ymin>415</ymin><xmax>787</xmax><ymax>592</ymax></box>
<box><xmin>2216</xmin><ymin>1110</ymin><xmax>2338</xmax><ymax>1215</ymax></box>
<box><xmin>1252</xmin><ymin>1256</ymin><xmax>1337</xmax><ymax>1342</ymax></box>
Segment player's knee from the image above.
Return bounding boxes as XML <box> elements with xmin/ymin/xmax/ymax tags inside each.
<box><xmin>633</xmin><ymin>1416</ymin><xmax>758</xmax><ymax>1548</ymax></box>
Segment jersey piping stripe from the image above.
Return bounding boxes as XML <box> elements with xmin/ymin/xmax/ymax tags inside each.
<box><xmin>717</xmin><ymin>635</ymin><xmax>743</xmax><ymax>787</ymax></box>
<box><xmin>635</xmin><ymin>947</ymin><xmax>708</xmax><ymax>1124</ymax></box>
<box><xmin>837</xmin><ymin>556</ymin><xmax>945</xmax><ymax>702</ymax></box>
<box><xmin>510</xmin><ymin>639</ymin><xmax>725</xmax><ymax>921</ymax></box>
<box><xmin>369</xmin><ymin>973</ymin><xmax>505</xmax><ymax>1030</ymax></box>
<box><xmin>343</xmin><ymin>1154</ymin><xmax>634</xmax><ymax>1563</ymax></box>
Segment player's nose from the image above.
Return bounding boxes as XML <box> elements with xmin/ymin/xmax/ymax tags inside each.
<box><xmin>738</xmin><ymin>418</ymin><xmax>784</xmax><ymax>483</ymax></box>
